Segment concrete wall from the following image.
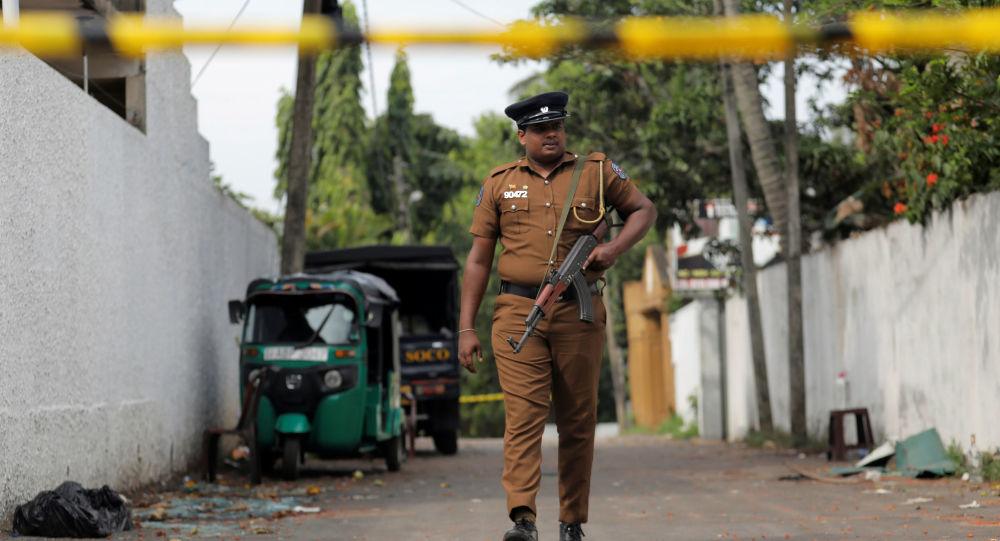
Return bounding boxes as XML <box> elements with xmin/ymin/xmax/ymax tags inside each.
<box><xmin>0</xmin><ymin>3</ymin><xmax>279</xmax><ymax>522</ymax></box>
<box><xmin>712</xmin><ymin>192</ymin><xmax>1000</xmax><ymax>450</ymax></box>
<box><xmin>668</xmin><ymin>300</ymin><xmax>709</xmax><ymax>429</ymax></box>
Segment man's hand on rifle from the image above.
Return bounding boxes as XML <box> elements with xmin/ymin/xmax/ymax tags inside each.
<box><xmin>459</xmin><ymin>332</ymin><xmax>484</xmax><ymax>374</ymax></box>
<box><xmin>583</xmin><ymin>243</ymin><xmax>623</xmax><ymax>273</ymax></box>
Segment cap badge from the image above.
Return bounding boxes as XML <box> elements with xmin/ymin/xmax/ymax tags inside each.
<box><xmin>540</xmin><ymin>106</ymin><xmax>549</xmax><ymax>113</ymax></box>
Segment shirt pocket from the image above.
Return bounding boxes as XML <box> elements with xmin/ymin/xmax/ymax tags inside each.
<box><xmin>500</xmin><ymin>199</ymin><xmax>530</xmax><ymax>234</ymax></box>
<box><xmin>569</xmin><ymin>196</ymin><xmax>600</xmax><ymax>230</ymax></box>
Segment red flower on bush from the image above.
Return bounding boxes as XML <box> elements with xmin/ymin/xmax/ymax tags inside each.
<box><xmin>923</xmin><ymin>135</ymin><xmax>940</xmax><ymax>144</ymax></box>
<box><xmin>894</xmin><ymin>202</ymin><xmax>907</xmax><ymax>214</ymax></box>
<box><xmin>941</xmin><ymin>135</ymin><xmax>949</xmax><ymax>146</ymax></box>
<box><xmin>926</xmin><ymin>173</ymin><xmax>939</xmax><ymax>186</ymax></box>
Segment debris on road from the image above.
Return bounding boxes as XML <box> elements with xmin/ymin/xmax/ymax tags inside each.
<box><xmin>857</xmin><ymin>440</ymin><xmax>896</xmax><ymax>468</ymax></box>
<box><xmin>896</xmin><ymin>428</ymin><xmax>957</xmax><ymax>477</ymax></box>
<box><xmin>13</xmin><ymin>481</ymin><xmax>133</xmax><ymax>538</ymax></box>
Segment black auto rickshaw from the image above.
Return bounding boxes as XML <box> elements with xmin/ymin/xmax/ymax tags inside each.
<box><xmin>304</xmin><ymin>246</ymin><xmax>461</xmax><ymax>454</ymax></box>
<box><xmin>226</xmin><ymin>270</ymin><xmax>406</xmax><ymax>480</ymax></box>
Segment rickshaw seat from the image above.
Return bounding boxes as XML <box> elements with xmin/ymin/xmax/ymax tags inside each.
<box><xmin>202</xmin><ymin>371</ymin><xmax>268</xmax><ymax>485</ymax></box>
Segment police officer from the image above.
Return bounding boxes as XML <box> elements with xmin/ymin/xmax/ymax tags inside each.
<box><xmin>458</xmin><ymin>91</ymin><xmax>656</xmax><ymax>541</ymax></box>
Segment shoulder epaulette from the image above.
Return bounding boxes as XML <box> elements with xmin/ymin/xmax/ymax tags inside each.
<box><xmin>586</xmin><ymin>151</ymin><xmax>607</xmax><ymax>162</ymax></box>
<box><xmin>489</xmin><ymin>159</ymin><xmax>521</xmax><ymax>178</ymax></box>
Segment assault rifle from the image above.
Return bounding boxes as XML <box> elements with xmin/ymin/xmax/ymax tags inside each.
<box><xmin>506</xmin><ymin>207</ymin><xmax>614</xmax><ymax>354</ymax></box>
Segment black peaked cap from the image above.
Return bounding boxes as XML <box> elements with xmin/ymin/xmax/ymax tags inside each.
<box><xmin>504</xmin><ymin>91</ymin><xmax>570</xmax><ymax>127</ymax></box>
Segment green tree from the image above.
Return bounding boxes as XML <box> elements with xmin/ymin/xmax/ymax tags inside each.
<box><xmin>274</xmin><ymin>1</ymin><xmax>389</xmax><ymax>249</ymax></box>
<box><xmin>368</xmin><ymin>50</ymin><xmax>474</xmax><ymax>244</ymax></box>
<box><xmin>797</xmin><ymin>0</ymin><xmax>1000</xmax><ymax>228</ymax></box>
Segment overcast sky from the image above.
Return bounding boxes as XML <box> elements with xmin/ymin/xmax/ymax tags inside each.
<box><xmin>172</xmin><ymin>0</ymin><xmax>545</xmax><ymax>214</ymax></box>
<box><xmin>170</xmin><ymin>1</ymin><xmax>844</xmax><ymax>215</ymax></box>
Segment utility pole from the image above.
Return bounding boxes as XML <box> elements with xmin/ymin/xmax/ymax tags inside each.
<box><xmin>391</xmin><ymin>155</ymin><xmax>414</xmax><ymax>244</ymax></box>
<box><xmin>280</xmin><ymin>0</ymin><xmax>324</xmax><ymax>275</ymax></box>
<box><xmin>603</xmin><ymin>217</ymin><xmax>630</xmax><ymax>433</ymax></box>
<box><xmin>784</xmin><ymin>0</ymin><xmax>806</xmax><ymax>444</ymax></box>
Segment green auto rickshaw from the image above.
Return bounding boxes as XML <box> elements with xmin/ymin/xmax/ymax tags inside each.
<box><xmin>227</xmin><ymin>270</ymin><xmax>406</xmax><ymax>480</ymax></box>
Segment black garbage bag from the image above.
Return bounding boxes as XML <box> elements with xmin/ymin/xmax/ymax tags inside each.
<box><xmin>13</xmin><ymin>481</ymin><xmax>133</xmax><ymax>538</ymax></box>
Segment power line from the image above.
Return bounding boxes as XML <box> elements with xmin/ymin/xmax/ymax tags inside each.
<box><xmin>361</xmin><ymin>0</ymin><xmax>388</xmax><ymax>201</ymax></box>
<box><xmin>191</xmin><ymin>0</ymin><xmax>253</xmax><ymax>88</ymax></box>
<box><xmin>446</xmin><ymin>0</ymin><xmax>506</xmax><ymax>28</ymax></box>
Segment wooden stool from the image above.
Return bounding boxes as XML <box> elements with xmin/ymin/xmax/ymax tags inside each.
<box><xmin>827</xmin><ymin>408</ymin><xmax>874</xmax><ymax>461</ymax></box>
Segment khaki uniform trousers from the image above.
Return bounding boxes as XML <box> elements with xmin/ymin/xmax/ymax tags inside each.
<box><xmin>491</xmin><ymin>291</ymin><xmax>606</xmax><ymax>524</ymax></box>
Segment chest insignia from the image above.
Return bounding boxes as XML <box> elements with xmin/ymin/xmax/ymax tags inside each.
<box><xmin>503</xmin><ymin>185</ymin><xmax>528</xmax><ymax>199</ymax></box>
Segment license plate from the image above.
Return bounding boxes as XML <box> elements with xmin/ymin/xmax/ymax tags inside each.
<box><xmin>263</xmin><ymin>347</ymin><xmax>328</xmax><ymax>362</ymax></box>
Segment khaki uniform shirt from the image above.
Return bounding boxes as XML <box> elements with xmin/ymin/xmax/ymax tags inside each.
<box><xmin>470</xmin><ymin>151</ymin><xmax>638</xmax><ymax>286</ymax></box>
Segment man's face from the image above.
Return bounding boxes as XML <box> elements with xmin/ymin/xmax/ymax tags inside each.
<box><xmin>518</xmin><ymin>120</ymin><xmax>566</xmax><ymax>164</ymax></box>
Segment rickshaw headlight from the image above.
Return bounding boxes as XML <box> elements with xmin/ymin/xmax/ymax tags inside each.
<box><xmin>324</xmin><ymin>369</ymin><xmax>343</xmax><ymax>390</ymax></box>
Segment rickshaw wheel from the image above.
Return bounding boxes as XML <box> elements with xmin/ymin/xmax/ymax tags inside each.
<box><xmin>383</xmin><ymin>434</ymin><xmax>404</xmax><ymax>472</ymax></box>
<box><xmin>432</xmin><ymin>430</ymin><xmax>459</xmax><ymax>455</ymax></box>
<box><xmin>282</xmin><ymin>438</ymin><xmax>301</xmax><ymax>481</ymax></box>
<box><xmin>259</xmin><ymin>449</ymin><xmax>276</xmax><ymax>473</ymax></box>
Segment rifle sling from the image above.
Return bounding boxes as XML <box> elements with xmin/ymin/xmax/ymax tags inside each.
<box><xmin>538</xmin><ymin>154</ymin><xmax>586</xmax><ymax>294</ymax></box>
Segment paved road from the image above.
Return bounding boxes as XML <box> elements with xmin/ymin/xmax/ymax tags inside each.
<box><xmin>9</xmin><ymin>434</ymin><xmax>1000</xmax><ymax>540</ymax></box>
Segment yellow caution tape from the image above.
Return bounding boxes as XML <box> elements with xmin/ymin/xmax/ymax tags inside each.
<box><xmin>107</xmin><ymin>14</ymin><xmax>337</xmax><ymax>57</ymax></box>
<box><xmin>0</xmin><ymin>13</ymin><xmax>81</xmax><ymax>58</ymax></box>
<box><xmin>459</xmin><ymin>392</ymin><xmax>505</xmax><ymax>404</ymax></box>
<box><xmin>6</xmin><ymin>10</ymin><xmax>1000</xmax><ymax>60</ymax></box>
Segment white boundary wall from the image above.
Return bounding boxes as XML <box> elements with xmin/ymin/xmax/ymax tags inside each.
<box><xmin>689</xmin><ymin>192</ymin><xmax>1000</xmax><ymax>450</ymax></box>
<box><xmin>0</xmin><ymin>3</ymin><xmax>279</xmax><ymax>522</ymax></box>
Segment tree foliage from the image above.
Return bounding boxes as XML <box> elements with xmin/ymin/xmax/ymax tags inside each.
<box><xmin>274</xmin><ymin>1</ymin><xmax>389</xmax><ymax>249</ymax></box>
<box><xmin>804</xmin><ymin>0</ymin><xmax>1000</xmax><ymax>229</ymax></box>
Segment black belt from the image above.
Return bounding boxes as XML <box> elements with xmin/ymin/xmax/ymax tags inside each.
<box><xmin>500</xmin><ymin>280</ymin><xmax>600</xmax><ymax>301</ymax></box>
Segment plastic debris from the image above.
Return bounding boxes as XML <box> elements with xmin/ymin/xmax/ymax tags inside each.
<box><xmin>856</xmin><ymin>440</ymin><xmax>896</xmax><ymax>468</ymax></box>
<box><xmin>959</xmin><ymin>500</ymin><xmax>981</xmax><ymax>509</ymax></box>
<box><xmin>353</xmin><ymin>470</ymin><xmax>364</xmax><ymax>480</ymax></box>
<box><xmin>13</xmin><ymin>481</ymin><xmax>133</xmax><ymax>538</ymax></box>
<box><xmin>905</xmin><ymin>497</ymin><xmax>933</xmax><ymax>504</ymax></box>
<box><xmin>307</xmin><ymin>486</ymin><xmax>321</xmax><ymax>495</ymax></box>
<box><xmin>231</xmin><ymin>445</ymin><xmax>250</xmax><ymax>460</ymax></box>
<box><xmin>373</xmin><ymin>479</ymin><xmax>385</xmax><ymax>487</ymax></box>
<box><xmin>895</xmin><ymin>428</ymin><xmax>957</xmax><ymax>478</ymax></box>
<box><xmin>292</xmin><ymin>506</ymin><xmax>320</xmax><ymax>513</ymax></box>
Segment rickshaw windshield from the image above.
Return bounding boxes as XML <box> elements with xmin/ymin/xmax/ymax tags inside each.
<box><xmin>243</xmin><ymin>292</ymin><xmax>358</xmax><ymax>346</ymax></box>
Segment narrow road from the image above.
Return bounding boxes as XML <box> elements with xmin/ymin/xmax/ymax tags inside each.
<box><xmin>17</xmin><ymin>434</ymin><xmax>998</xmax><ymax>540</ymax></box>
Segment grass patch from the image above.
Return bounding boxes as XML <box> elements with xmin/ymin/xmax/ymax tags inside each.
<box><xmin>982</xmin><ymin>453</ymin><xmax>1000</xmax><ymax>482</ymax></box>
<box><xmin>626</xmin><ymin>415</ymin><xmax>699</xmax><ymax>439</ymax></box>
<box><xmin>744</xmin><ymin>428</ymin><xmax>827</xmax><ymax>453</ymax></box>
<box><xmin>948</xmin><ymin>440</ymin><xmax>1000</xmax><ymax>482</ymax></box>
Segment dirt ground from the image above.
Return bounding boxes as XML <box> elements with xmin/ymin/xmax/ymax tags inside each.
<box><xmin>6</xmin><ymin>434</ymin><xmax>1000</xmax><ymax>541</ymax></box>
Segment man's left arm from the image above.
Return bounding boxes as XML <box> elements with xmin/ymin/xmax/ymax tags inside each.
<box><xmin>583</xmin><ymin>189</ymin><xmax>656</xmax><ymax>273</ymax></box>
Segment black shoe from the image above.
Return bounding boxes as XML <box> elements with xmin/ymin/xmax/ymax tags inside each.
<box><xmin>502</xmin><ymin>518</ymin><xmax>538</xmax><ymax>541</ymax></box>
<box><xmin>559</xmin><ymin>522</ymin><xmax>585</xmax><ymax>541</ymax></box>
